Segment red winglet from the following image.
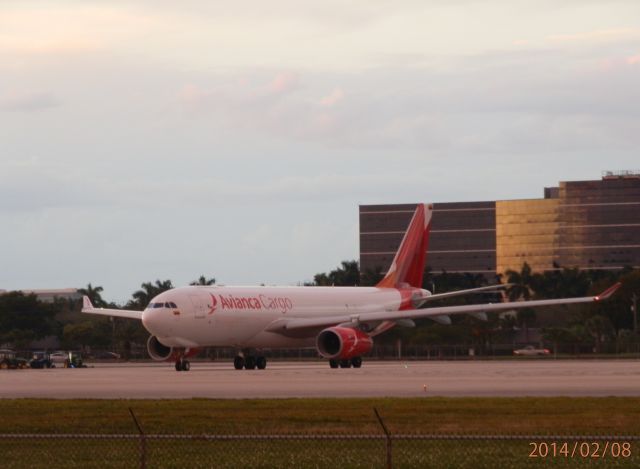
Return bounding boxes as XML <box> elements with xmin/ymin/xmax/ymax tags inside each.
<box><xmin>594</xmin><ymin>282</ymin><xmax>622</xmax><ymax>301</ymax></box>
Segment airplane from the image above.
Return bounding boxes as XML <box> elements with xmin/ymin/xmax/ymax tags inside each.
<box><xmin>82</xmin><ymin>203</ymin><xmax>621</xmax><ymax>371</ymax></box>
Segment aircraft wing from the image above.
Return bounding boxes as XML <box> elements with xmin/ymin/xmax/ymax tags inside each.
<box><xmin>81</xmin><ymin>296</ymin><xmax>143</xmax><ymax>320</ymax></box>
<box><xmin>272</xmin><ymin>282</ymin><xmax>621</xmax><ymax>332</ymax></box>
<box><xmin>417</xmin><ymin>283</ymin><xmax>512</xmax><ymax>305</ymax></box>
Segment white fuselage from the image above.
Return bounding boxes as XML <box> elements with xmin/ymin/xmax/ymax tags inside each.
<box><xmin>141</xmin><ymin>285</ymin><xmax>423</xmax><ymax>350</ymax></box>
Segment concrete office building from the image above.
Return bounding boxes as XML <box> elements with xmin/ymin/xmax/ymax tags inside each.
<box><xmin>360</xmin><ymin>171</ymin><xmax>640</xmax><ymax>279</ymax></box>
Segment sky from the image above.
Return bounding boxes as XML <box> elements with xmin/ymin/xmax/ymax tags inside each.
<box><xmin>2</xmin><ymin>0</ymin><xmax>640</xmax><ymax>303</ymax></box>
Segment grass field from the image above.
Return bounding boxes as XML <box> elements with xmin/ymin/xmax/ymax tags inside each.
<box><xmin>2</xmin><ymin>397</ymin><xmax>640</xmax><ymax>434</ymax></box>
<box><xmin>1</xmin><ymin>398</ymin><xmax>639</xmax><ymax>468</ymax></box>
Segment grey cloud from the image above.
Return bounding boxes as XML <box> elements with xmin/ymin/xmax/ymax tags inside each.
<box><xmin>171</xmin><ymin>43</ymin><xmax>640</xmax><ymax>157</ymax></box>
<box><xmin>0</xmin><ymin>91</ymin><xmax>60</xmax><ymax>112</ymax></box>
<box><xmin>0</xmin><ymin>164</ymin><xmax>112</xmax><ymax>212</ymax></box>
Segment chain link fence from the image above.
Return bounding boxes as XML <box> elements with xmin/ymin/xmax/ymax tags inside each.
<box><xmin>1</xmin><ymin>409</ymin><xmax>638</xmax><ymax>468</ymax></box>
<box><xmin>1</xmin><ymin>432</ymin><xmax>639</xmax><ymax>468</ymax></box>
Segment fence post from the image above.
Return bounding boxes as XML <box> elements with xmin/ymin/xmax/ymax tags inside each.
<box><xmin>374</xmin><ymin>408</ymin><xmax>392</xmax><ymax>469</ymax></box>
<box><xmin>129</xmin><ymin>407</ymin><xmax>147</xmax><ymax>469</ymax></box>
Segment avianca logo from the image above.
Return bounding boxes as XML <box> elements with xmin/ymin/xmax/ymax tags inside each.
<box><xmin>208</xmin><ymin>294</ymin><xmax>217</xmax><ymax>315</ymax></box>
<box><xmin>213</xmin><ymin>294</ymin><xmax>294</xmax><ymax>313</ymax></box>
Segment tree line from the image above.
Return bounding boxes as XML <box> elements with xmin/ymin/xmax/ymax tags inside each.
<box><xmin>310</xmin><ymin>261</ymin><xmax>640</xmax><ymax>354</ymax></box>
<box><xmin>0</xmin><ymin>276</ymin><xmax>215</xmax><ymax>356</ymax></box>
<box><xmin>1</xmin><ymin>265</ymin><xmax>638</xmax><ymax>356</ymax></box>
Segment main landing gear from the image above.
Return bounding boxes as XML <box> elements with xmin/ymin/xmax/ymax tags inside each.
<box><xmin>175</xmin><ymin>358</ymin><xmax>190</xmax><ymax>371</ymax></box>
<box><xmin>234</xmin><ymin>354</ymin><xmax>267</xmax><ymax>370</ymax></box>
<box><xmin>329</xmin><ymin>356</ymin><xmax>363</xmax><ymax>369</ymax></box>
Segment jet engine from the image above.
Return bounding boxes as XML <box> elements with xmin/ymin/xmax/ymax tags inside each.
<box><xmin>146</xmin><ymin>336</ymin><xmax>201</xmax><ymax>361</ymax></box>
<box><xmin>146</xmin><ymin>335</ymin><xmax>173</xmax><ymax>361</ymax></box>
<box><xmin>316</xmin><ymin>327</ymin><xmax>373</xmax><ymax>360</ymax></box>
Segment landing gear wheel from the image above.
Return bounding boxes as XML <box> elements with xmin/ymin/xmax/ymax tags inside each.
<box><xmin>256</xmin><ymin>356</ymin><xmax>267</xmax><ymax>370</ymax></box>
<box><xmin>244</xmin><ymin>356</ymin><xmax>256</xmax><ymax>370</ymax></box>
<box><xmin>175</xmin><ymin>361</ymin><xmax>182</xmax><ymax>372</ymax></box>
<box><xmin>351</xmin><ymin>357</ymin><xmax>362</xmax><ymax>368</ymax></box>
<box><xmin>339</xmin><ymin>359</ymin><xmax>351</xmax><ymax>368</ymax></box>
<box><xmin>329</xmin><ymin>359</ymin><xmax>339</xmax><ymax>369</ymax></box>
<box><xmin>233</xmin><ymin>356</ymin><xmax>245</xmax><ymax>370</ymax></box>
<box><xmin>181</xmin><ymin>360</ymin><xmax>190</xmax><ymax>371</ymax></box>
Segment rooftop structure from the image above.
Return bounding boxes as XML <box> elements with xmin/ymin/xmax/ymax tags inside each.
<box><xmin>0</xmin><ymin>288</ymin><xmax>81</xmax><ymax>303</ymax></box>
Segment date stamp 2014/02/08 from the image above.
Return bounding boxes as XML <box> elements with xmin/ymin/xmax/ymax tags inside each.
<box><xmin>529</xmin><ymin>441</ymin><xmax>632</xmax><ymax>459</ymax></box>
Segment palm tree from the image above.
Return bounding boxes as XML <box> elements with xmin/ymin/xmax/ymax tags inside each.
<box><xmin>361</xmin><ymin>266</ymin><xmax>384</xmax><ymax>287</ymax></box>
<box><xmin>78</xmin><ymin>283</ymin><xmax>106</xmax><ymax>307</ymax></box>
<box><xmin>505</xmin><ymin>262</ymin><xmax>534</xmax><ymax>301</ymax></box>
<box><xmin>505</xmin><ymin>263</ymin><xmax>538</xmax><ymax>342</ymax></box>
<box><xmin>585</xmin><ymin>315</ymin><xmax>614</xmax><ymax>353</ymax></box>
<box><xmin>129</xmin><ymin>279</ymin><xmax>174</xmax><ymax>308</ymax></box>
<box><xmin>541</xmin><ymin>327</ymin><xmax>572</xmax><ymax>357</ymax></box>
<box><xmin>190</xmin><ymin>275</ymin><xmax>216</xmax><ymax>286</ymax></box>
<box><xmin>313</xmin><ymin>260</ymin><xmax>360</xmax><ymax>286</ymax></box>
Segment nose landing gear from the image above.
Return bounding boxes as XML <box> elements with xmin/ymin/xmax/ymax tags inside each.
<box><xmin>175</xmin><ymin>358</ymin><xmax>190</xmax><ymax>371</ymax></box>
<box><xmin>233</xmin><ymin>356</ymin><xmax>245</xmax><ymax>370</ymax></box>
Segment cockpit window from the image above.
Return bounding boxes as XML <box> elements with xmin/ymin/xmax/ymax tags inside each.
<box><xmin>147</xmin><ymin>302</ymin><xmax>176</xmax><ymax>309</ymax></box>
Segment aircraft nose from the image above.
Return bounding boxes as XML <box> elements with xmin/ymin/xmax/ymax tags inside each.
<box><xmin>142</xmin><ymin>309</ymin><xmax>164</xmax><ymax>336</ymax></box>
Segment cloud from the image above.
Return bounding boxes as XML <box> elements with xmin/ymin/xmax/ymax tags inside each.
<box><xmin>242</xmin><ymin>224</ymin><xmax>272</xmax><ymax>249</ymax></box>
<box><xmin>0</xmin><ymin>91</ymin><xmax>59</xmax><ymax>112</ymax></box>
<box><xmin>319</xmin><ymin>88</ymin><xmax>344</xmax><ymax>107</ymax></box>
<box><xmin>627</xmin><ymin>54</ymin><xmax>640</xmax><ymax>65</ymax></box>
<box><xmin>547</xmin><ymin>28</ymin><xmax>640</xmax><ymax>43</ymax></box>
<box><xmin>177</xmin><ymin>72</ymin><xmax>300</xmax><ymax>115</ymax></box>
<box><xmin>169</xmin><ymin>41</ymin><xmax>640</xmax><ymax>155</ymax></box>
<box><xmin>267</xmin><ymin>72</ymin><xmax>299</xmax><ymax>94</ymax></box>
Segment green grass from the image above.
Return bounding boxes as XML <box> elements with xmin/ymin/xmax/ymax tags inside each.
<box><xmin>1</xmin><ymin>398</ymin><xmax>639</xmax><ymax>468</ymax></box>
<box><xmin>1</xmin><ymin>397</ymin><xmax>639</xmax><ymax>434</ymax></box>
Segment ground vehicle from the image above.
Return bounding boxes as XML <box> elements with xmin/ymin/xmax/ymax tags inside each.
<box><xmin>514</xmin><ymin>345</ymin><xmax>550</xmax><ymax>356</ymax></box>
<box><xmin>49</xmin><ymin>351</ymin><xmax>69</xmax><ymax>366</ymax></box>
<box><xmin>64</xmin><ymin>351</ymin><xmax>86</xmax><ymax>368</ymax></box>
<box><xmin>0</xmin><ymin>349</ymin><xmax>29</xmax><ymax>369</ymax></box>
<box><xmin>29</xmin><ymin>351</ymin><xmax>53</xmax><ymax>369</ymax></box>
<box><xmin>48</xmin><ymin>350</ymin><xmax>87</xmax><ymax>368</ymax></box>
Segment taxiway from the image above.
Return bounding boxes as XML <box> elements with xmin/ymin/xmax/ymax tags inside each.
<box><xmin>1</xmin><ymin>359</ymin><xmax>639</xmax><ymax>399</ymax></box>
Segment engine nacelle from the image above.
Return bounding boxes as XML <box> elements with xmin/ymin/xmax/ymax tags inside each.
<box><xmin>147</xmin><ymin>335</ymin><xmax>173</xmax><ymax>361</ymax></box>
<box><xmin>316</xmin><ymin>327</ymin><xmax>373</xmax><ymax>360</ymax></box>
<box><xmin>146</xmin><ymin>336</ymin><xmax>201</xmax><ymax>361</ymax></box>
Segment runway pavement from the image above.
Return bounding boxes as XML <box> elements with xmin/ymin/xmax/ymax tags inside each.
<box><xmin>1</xmin><ymin>359</ymin><xmax>639</xmax><ymax>399</ymax></box>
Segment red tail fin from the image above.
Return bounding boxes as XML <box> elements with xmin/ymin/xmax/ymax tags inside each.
<box><xmin>376</xmin><ymin>203</ymin><xmax>433</xmax><ymax>289</ymax></box>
